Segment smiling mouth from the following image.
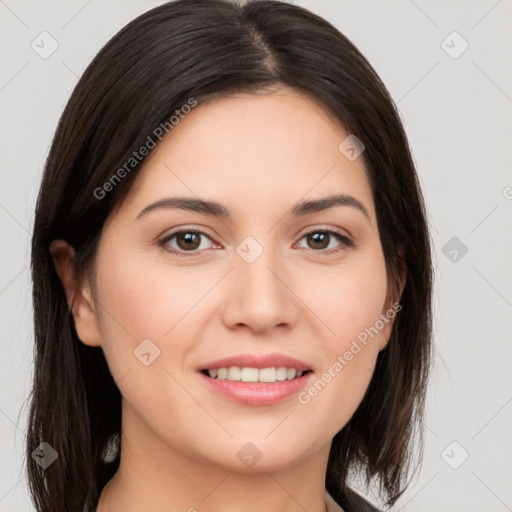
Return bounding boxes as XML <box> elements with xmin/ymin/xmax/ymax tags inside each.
<box><xmin>200</xmin><ymin>367</ymin><xmax>313</xmax><ymax>383</ymax></box>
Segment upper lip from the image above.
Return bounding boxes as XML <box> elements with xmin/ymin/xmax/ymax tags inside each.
<box><xmin>200</xmin><ymin>353</ymin><xmax>312</xmax><ymax>372</ymax></box>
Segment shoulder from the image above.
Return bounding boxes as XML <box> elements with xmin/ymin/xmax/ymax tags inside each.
<box><xmin>325</xmin><ymin>487</ymin><xmax>382</xmax><ymax>512</ymax></box>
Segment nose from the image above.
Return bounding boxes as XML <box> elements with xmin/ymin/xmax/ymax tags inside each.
<box><xmin>220</xmin><ymin>243</ymin><xmax>299</xmax><ymax>335</ymax></box>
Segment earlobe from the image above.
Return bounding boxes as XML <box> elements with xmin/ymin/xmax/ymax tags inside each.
<box><xmin>49</xmin><ymin>240</ymin><xmax>101</xmax><ymax>347</ymax></box>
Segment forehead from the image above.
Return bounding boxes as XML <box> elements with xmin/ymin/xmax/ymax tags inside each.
<box><xmin>116</xmin><ymin>87</ymin><xmax>376</xmax><ymax>223</ymax></box>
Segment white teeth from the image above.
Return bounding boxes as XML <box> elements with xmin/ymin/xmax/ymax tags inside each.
<box><xmin>276</xmin><ymin>367</ymin><xmax>288</xmax><ymax>381</ymax></box>
<box><xmin>227</xmin><ymin>366</ymin><xmax>241</xmax><ymax>380</ymax></box>
<box><xmin>206</xmin><ymin>366</ymin><xmax>307</xmax><ymax>382</ymax></box>
<box><xmin>259</xmin><ymin>367</ymin><xmax>276</xmax><ymax>382</ymax></box>
<box><xmin>241</xmin><ymin>367</ymin><xmax>259</xmax><ymax>382</ymax></box>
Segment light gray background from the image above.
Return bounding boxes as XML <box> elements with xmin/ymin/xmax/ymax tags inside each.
<box><xmin>1</xmin><ymin>1</ymin><xmax>511</xmax><ymax>510</ymax></box>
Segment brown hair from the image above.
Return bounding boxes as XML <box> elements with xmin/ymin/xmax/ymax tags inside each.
<box><xmin>27</xmin><ymin>1</ymin><xmax>433</xmax><ymax>510</ymax></box>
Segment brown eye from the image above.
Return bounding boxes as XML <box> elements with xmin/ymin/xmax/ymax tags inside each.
<box><xmin>160</xmin><ymin>229</ymin><xmax>217</xmax><ymax>256</ymax></box>
<box><xmin>175</xmin><ymin>232</ymin><xmax>202</xmax><ymax>251</ymax></box>
<box><xmin>297</xmin><ymin>229</ymin><xmax>353</xmax><ymax>253</ymax></box>
<box><xmin>306</xmin><ymin>232</ymin><xmax>330</xmax><ymax>250</ymax></box>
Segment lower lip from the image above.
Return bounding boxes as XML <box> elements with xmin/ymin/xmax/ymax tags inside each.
<box><xmin>198</xmin><ymin>371</ymin><xmax>312</xmax><ymax>405</ymax></box>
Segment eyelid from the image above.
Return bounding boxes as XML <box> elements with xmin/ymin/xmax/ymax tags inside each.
<box><xmin>295</xmin><ymin>226</ymin><xmax>355</xmax><ymax>252</ymax></box>
<box><xmin>298</xmin><ymin>224</ymin><xmax>353</xmax><ymax>242</ymax></box>
<box><xmin>158</xmin><ymin>226</ymin><xmax>221</xmax><ymax>256</ymax></box>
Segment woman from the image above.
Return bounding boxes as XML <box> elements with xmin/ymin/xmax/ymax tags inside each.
<box><xmin>27</xmin><ymin>1</ymin><xmax>433</xmax><ymax>511</ymax></box>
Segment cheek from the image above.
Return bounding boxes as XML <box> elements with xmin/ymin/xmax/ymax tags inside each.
<box><xmin>295</xmin><ymin>251</ymin><xmax>388</xmax><ymax>424</ymax></box>
<box><xmin>91</xmin><ymin>245</ymin><xmax>202</xmax><ymax>421</ymax></box>
<box><xmin>95</xmin><ymin>244</ymin><xmax>206</xmax><ymax>342</ymax></box>
<box><xmin>91</xmin><ymin>242</ymin><xmax>193</xmax><ymax>384</ymax></box>
<box><xmin>301</xmin><ymin>251</ymin><xmax>388</xmax><ymax>349</ymax></box>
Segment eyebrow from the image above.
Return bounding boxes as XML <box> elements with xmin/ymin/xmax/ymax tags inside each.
<box><xmin>137</xmin><ymin>194</ymin><xmax>370</xmax><ymax>221</ymax></box>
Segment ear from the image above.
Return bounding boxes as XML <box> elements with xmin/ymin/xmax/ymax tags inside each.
<box><xmin>378</xmin><ymin>249</ymin><xmax>406</xmax><ymax>351</ymax></box>
<box><xmin>49</xmin><ymin>240</ymin><xmax>101</xmax><ymax>347</ymax></box>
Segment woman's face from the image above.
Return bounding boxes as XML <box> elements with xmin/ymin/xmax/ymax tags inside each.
<box><xmin>80</xmin><ymin>87</ymin><xmax>400</xmax><ymax>472</ymax></box>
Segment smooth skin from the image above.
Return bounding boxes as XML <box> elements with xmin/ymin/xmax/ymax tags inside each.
<box><xmin>51</xmin><ymin>86</ymin><xmax>405</xmax><ymax>512</ymax></box>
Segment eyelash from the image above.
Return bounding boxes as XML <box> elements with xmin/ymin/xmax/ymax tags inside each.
<box><xmin>158</xmin><ymin>227</ymin><xmax>354</xmax><ymax>257</ymax></box>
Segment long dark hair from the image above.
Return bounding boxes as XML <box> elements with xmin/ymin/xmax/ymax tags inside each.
<box><xmin>27</xmin><ymin>1</ymin><xmax>433</xmax><ymax>510</ymax></box>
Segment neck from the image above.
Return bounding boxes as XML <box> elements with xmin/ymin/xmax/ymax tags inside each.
<box><xmin>97</xmin><ymin>405</ymin><xmax>331</xmax><ymax>512</ymax></box>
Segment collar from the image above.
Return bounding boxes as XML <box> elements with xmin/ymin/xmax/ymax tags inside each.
<box><xmin>325</xmin><ymin>489</ymin><xmax>345</xmax><ymax>512</ymax></box>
